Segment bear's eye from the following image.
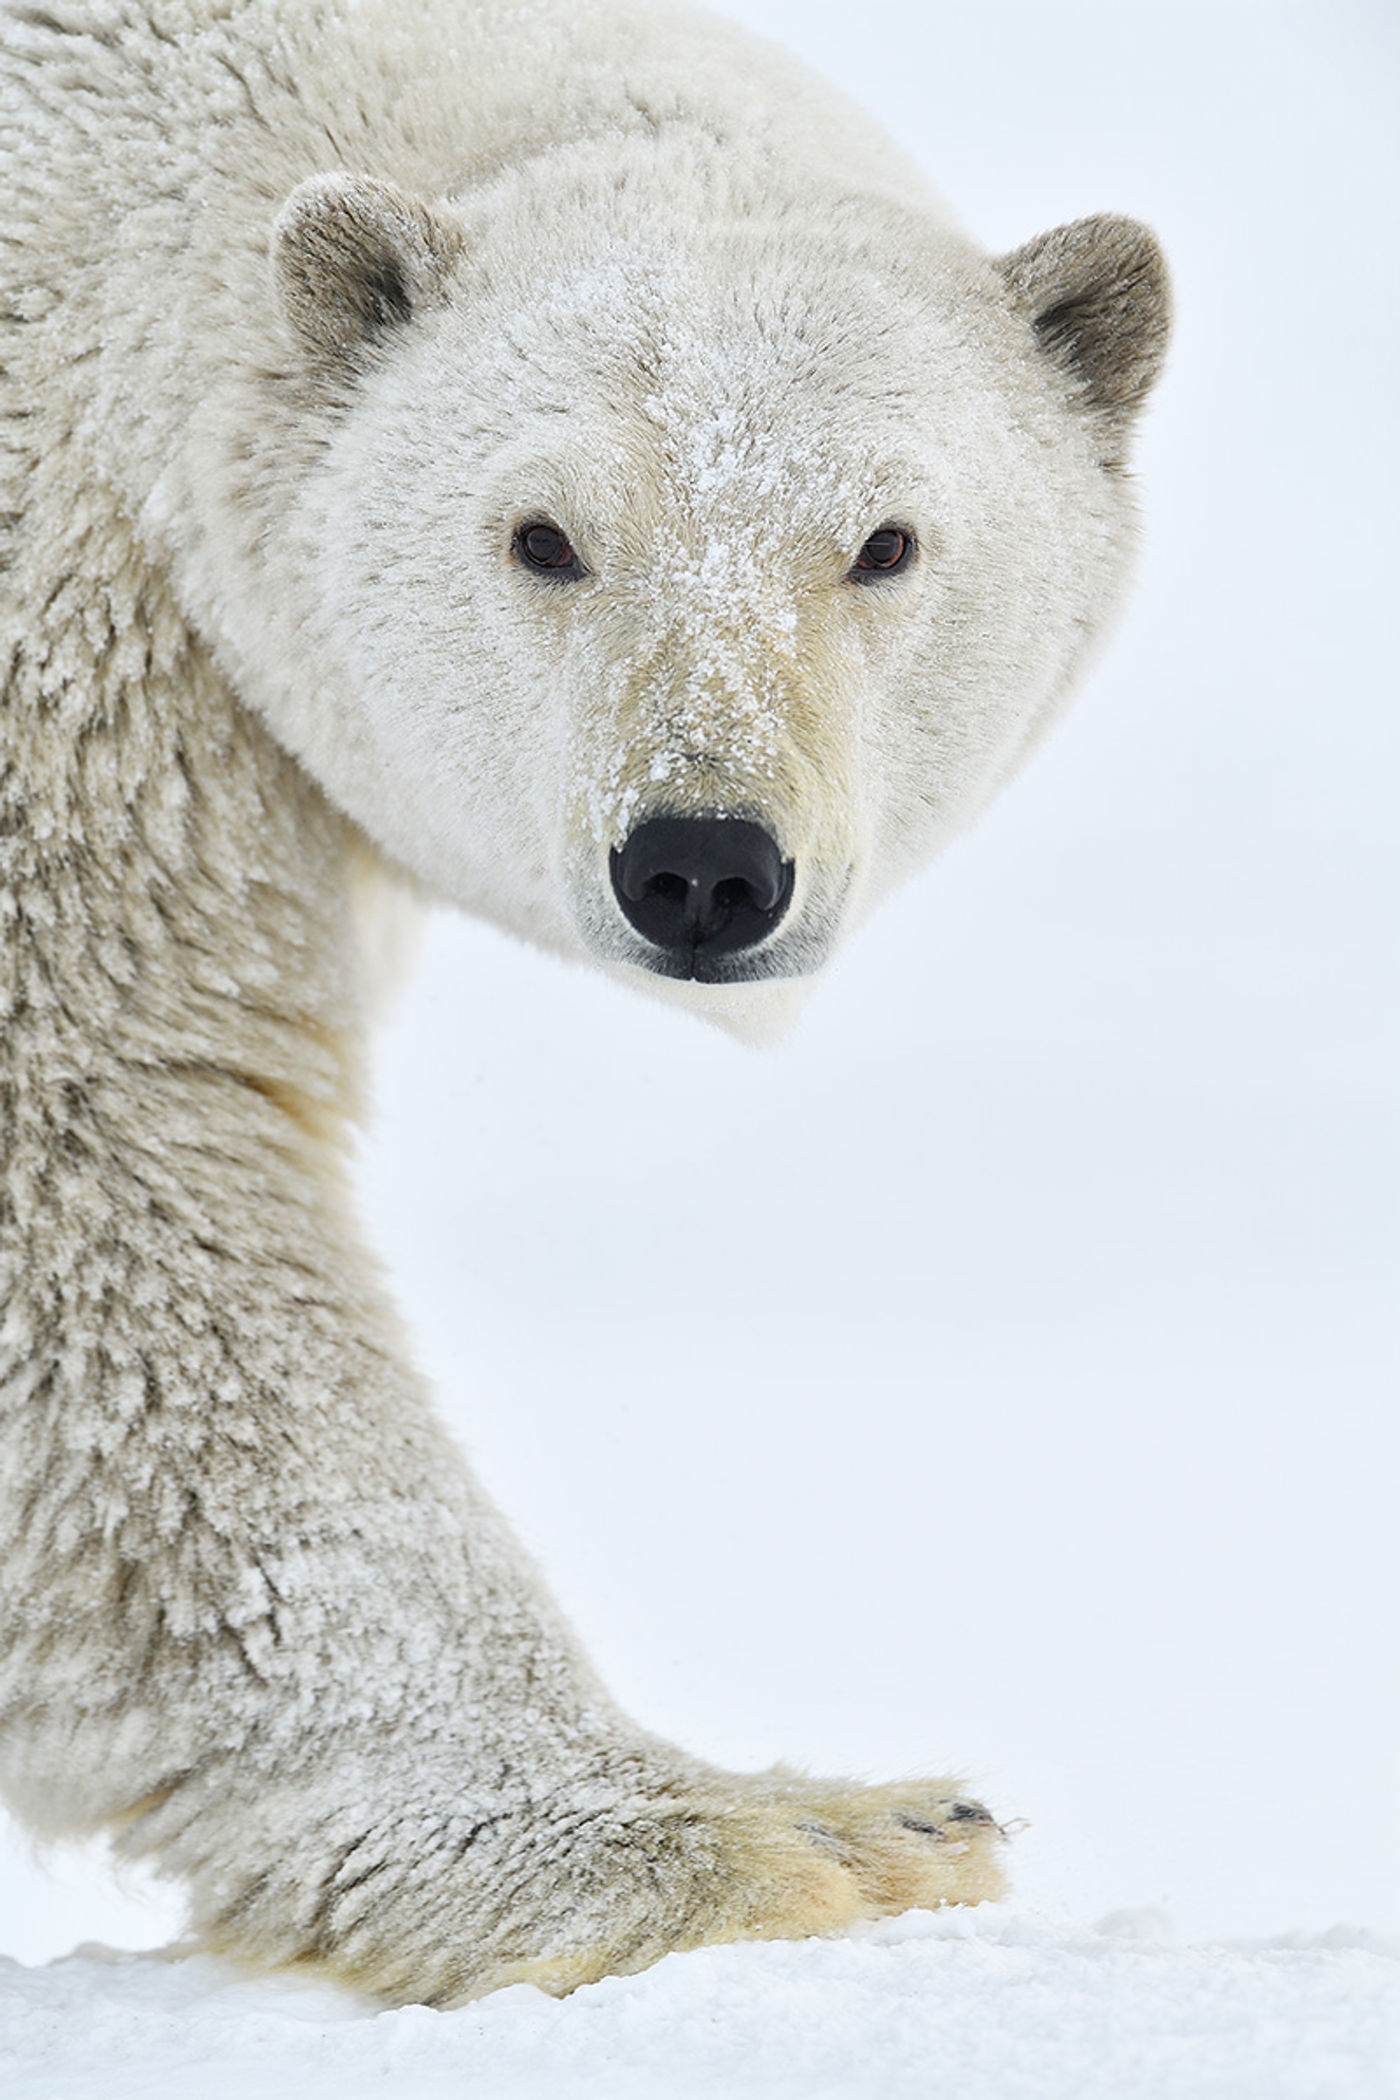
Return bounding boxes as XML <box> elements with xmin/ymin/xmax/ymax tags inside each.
<box><xmin>513</xmin><ymin>518</ymin><xmax>586</xmax><ymax>581</ymax></box>
<box><xmin>849</xmin><ymin>526</ymin><xmax>915</xmax><ymax>582</ymax></box>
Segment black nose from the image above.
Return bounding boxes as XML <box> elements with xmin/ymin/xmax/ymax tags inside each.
<box><xmin>610</xmin><ymin>816</ymin><xmax>795</xmax><ymax>965</ymax></box>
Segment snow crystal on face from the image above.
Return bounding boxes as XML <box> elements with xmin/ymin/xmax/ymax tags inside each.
<box><xmin>1</xmin><ymin>1909</ymin><xmax>1394</xmax><ymax>2100</ymax></box>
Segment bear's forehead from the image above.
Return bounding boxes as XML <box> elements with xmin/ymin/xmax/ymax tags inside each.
<box><xmin>450</xmin><ymin>238</ymin><xmax>957</xmax><ymax>537</ymax></box>
<box><xmin>508</xmin><ymin>240</ymin><xmax>925</xmax><ymax>405</ymax></box>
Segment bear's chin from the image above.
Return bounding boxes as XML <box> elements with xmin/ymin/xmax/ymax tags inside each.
<box><xmin>605</xmin><ymin>965</ymin><xmax>813</xmax><ymax>1046</ymax></box>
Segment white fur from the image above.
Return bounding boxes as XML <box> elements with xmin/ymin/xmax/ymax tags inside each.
<box><xmin>0</xmin><ymin>0</ymin><xmax>1165</xmax><ymax>2001</ymax></box>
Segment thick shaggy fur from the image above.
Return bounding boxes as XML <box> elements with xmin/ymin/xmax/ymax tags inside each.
<box><xmin>0</xmin><ymin>0</ymin><xmax>1167</xmax><ymax>2002</ymax></box>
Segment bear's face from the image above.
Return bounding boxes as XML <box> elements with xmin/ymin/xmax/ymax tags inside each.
<box><xmin>263</xmin><ymin>154</ymin><xmax>1167</xmax><ymax>1019</ymax></box>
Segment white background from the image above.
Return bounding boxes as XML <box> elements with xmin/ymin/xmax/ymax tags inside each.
<box><xmin>3</xmin><ymin>0</ymin><xmax>1395</xmax><ymax>1961</ymax></box>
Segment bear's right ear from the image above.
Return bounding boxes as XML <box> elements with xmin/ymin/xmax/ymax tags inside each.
<box><xmin>273</xmin><ymin>174</ymin><xmax>462</xmax><ymax>368</ymax></box>
<box><xmin>995</xmin><ymin>214</ymin><xmax>1170</xmax><ymax>467</ymax></box>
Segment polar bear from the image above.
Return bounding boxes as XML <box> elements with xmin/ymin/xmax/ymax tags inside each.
<box><xmin>0</xmin><ymin>0</ymin><xmax>1168</xmax><ymax>2002</ymax></box>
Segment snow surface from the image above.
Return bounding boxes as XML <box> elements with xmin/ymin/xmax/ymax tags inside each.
<box><xmin>2</xmin><ymin>0</ymin><xmax>1396</xmax><ymax>2094</ymax></box>
<box><xmin>4</xmin><ymin>1909</ymin><xmax>1395</xmax><ymax>2100</ymax></box>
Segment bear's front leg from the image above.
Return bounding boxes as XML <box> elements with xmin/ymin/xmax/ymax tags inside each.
<box><xmin>0</xmin><ymin>554</ymin><xmax>1000</xmax><ymax>2003</ymax></box>
<box><xmin>190</xmin><ymin>1759</ymin><xmax>1004</xmax><ymax>2002</ymax></box>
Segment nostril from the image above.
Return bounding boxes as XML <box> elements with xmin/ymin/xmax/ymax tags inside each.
<box><xmin>609</xmin><ymin>815</ymin><xmax>795</xmax><ymax>967</ymax></box>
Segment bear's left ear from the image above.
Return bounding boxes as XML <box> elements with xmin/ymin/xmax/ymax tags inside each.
<box><xmin>273</xmin><ymin>173</ymin><xmax>463</xmax><ymax>368</ymax></box>
<box><xmin>995</xmin><ymin>214</ymin><xmax>1170</xmax><ymax>465</ymax></box>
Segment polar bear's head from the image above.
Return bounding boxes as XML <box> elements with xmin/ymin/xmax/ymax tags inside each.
<box><xmin>255</xmin><ymin>142</ymin><xmax>1167</xmax><ymax>1020</ymax></box>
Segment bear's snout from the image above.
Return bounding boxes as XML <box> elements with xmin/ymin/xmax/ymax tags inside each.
<box><xmin>609</xmin><ymin>815</ymin><xmax>794</xmax><ymax>976</ymax></box>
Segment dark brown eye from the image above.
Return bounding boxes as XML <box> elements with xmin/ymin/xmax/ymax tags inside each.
<box><xmin>513</xmin><ymin>519</ymin><xmax>585</xmax><ymax>580</ymax></box>
<box><xmin>850</xmin><ymin>526</ymin><xmax>915</xmax><ymax>581</ymax></box>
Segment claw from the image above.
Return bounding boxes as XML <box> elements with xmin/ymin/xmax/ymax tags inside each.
<box><xmin>897</xmin><ymin>1800</ymin><xmax>998</xmax><ymax>1841</ymax></box>
<box><xmin>896</xmin><ymin>1813</ymin><xmax>950</xmax><ymax>1840</ymax></box>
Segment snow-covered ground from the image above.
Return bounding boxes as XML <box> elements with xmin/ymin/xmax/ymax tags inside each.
<box><xmin>2</xmin><ymin>0</ymin><xmax>1396</xmax><ymax>2093</ymax></box>
<box><xmin>4</xmin><ymin>1911</ymin><xmax>1396</xmax><ymax>2100</ymax></box>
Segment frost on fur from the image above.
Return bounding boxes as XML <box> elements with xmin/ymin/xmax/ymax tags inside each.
<box><xmin>0</xmin><ymin>0</ymin><xmax>1165</xmax><ymax>2002</ymax></box>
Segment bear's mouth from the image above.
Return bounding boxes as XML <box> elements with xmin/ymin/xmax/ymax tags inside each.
<box><xmin>628</xmin><ymin>941</ymin><xmax>794</xmax><ymax>985</ymax></box>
